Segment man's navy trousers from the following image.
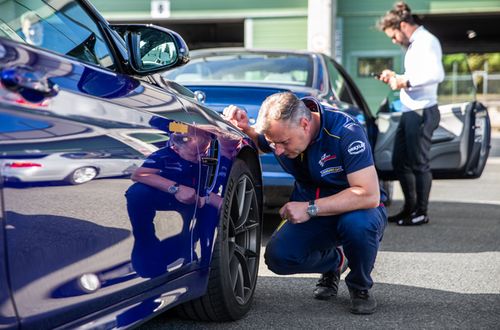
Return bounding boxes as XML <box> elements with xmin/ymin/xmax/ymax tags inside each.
<box><xmin>264</xmin><ymin>205</ymin><xmax>387</xmax><ymax>291</ymax></box>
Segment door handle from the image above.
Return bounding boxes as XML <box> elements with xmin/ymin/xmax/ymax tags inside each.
<box><xmin>0</xmin><ymin>66</ymin><xmax>59</xmax><ymax>103</ymax></box>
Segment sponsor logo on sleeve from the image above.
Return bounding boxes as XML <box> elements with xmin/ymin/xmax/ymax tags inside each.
<box><xmin>320</xmin><ymin>166</ymin><xmax>344</xmax><ymax>177</ymax></box>
<box><xmin>343</xmin><ymin>122</ymin><xmax>358</xmax><ymax>130</ymax></box>
<box><xmin>347</xmin><ymin>140</ymin><xmax>366</xmax><ymax>155</ymax></box>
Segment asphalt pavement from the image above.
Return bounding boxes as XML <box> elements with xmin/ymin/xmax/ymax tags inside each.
<box><xmin>141</xmin><ymin>135</ymin><xmax>500</xmax><ymax>329</ymax></box>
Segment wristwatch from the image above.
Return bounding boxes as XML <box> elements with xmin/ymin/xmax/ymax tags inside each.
<box><xmin>306</xmin><ymin>200</ymin><xmax>319</xmax><ymax>218</ymax></box>
<box><xmin>167</xmin><ymin>183</ymin><xmax>179</xmax><ymax>195</ymax></box>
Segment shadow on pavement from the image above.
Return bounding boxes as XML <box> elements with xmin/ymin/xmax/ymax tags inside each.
<box><xmin>147</xmin><ymin>278</ymin><xmax>499</xmax><ymax>329</ymax></box>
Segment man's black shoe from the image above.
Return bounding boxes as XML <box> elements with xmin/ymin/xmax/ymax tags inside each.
<box><xmin>397</xmin><ymin>211</ymin><xmax>429</xmax><ymax>226</ymax></box>
<box><xmin>348</xmin><ymin>288</ymin><xmax>377</xmax><ymax>314</ymax></box>
<box><xmin>313</xmin><ymin>247</ymin><xmax>348</xmax><ymax>300</ymax></box>
<box><xmin>388</xmin><ymin>208</ymin><xmax>413</xmax><ymax>223</ymax></box>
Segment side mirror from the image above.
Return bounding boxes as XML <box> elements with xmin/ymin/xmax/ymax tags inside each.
<box><xmin>112</xmin><ymin>24</ymin><xmax>189</xmax><ymax>75</ymax></box>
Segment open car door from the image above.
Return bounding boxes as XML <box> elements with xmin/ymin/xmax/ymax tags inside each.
<box><xmin>374</xmin><ymin>54</ymin><xmax>491</xmax><ymax>180</ymax></box>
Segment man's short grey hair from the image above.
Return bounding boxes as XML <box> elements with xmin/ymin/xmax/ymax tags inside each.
<box><xmin>255</xmin><ymin>92</ymin><xmax>311</xmax><ymax>134</ymax></box>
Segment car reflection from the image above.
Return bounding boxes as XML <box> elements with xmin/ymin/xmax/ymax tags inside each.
<box><xmin>0</xmin><ymin>112</ymin><xmax>170</xmax><ymax>186</ymax></box>
<box><xmin>125</xmin><ymin>124</ymin><xmax>220</xmax><ymax>278</ymax></box>
<box><xmin>2</xmin><ymin>151</ymin><xmax>142</xmax><ymax>185</ymax></box>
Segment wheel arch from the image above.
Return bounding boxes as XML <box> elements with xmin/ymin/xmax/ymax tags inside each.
<box><xmin>236</xmin><ymin>146</ymin><xmax>263</xmax><ymax>213</ymax></box>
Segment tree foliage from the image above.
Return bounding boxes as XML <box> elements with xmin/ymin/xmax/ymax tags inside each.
<box><xmin>467</xmin><ymin>53</ymin><xmax>500</xmax><ymax>72</ymax></box>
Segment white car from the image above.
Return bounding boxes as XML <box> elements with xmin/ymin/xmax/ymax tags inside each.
<box><xmin>1</xmin><ymin>151</ymin><xmax>143</xmax><ymax>185</ymax></box>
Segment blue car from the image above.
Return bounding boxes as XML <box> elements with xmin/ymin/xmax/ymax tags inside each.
<box><xmin>164</xmin><ymin>48</ymin><xmax>491</xmax><ymax>210</ymax></box>
<box><xmin>164</xmin><ymin>48</ymin><xmax>381</xmax><ymax>209</ymax></box>
<box><xmin>0</xmin><ymin>1</ymin><xmax>263</xmax><ymax>328</ymax></box>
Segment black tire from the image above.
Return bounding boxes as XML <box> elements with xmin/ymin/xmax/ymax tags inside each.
<box><xmin>65</xmin><ymin>167</ymin><xmax>97</xmax><ymax>185</ymax></box>
<box><xmin>176</xmin><ymin>159</ymin><xmax>262</xmax><ymax>321</ymax></box>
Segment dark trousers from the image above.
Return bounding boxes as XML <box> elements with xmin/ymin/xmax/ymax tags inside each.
<box><xmin>125</xmin><ymin>182</ymin><xmax>192</xmax><ymax>278</ymax></box>
<box><xmin>264</xmin><ymin>205</ymin><xmax>387</xmax><ymax>291</ymax></box>
<box><xmin>392</xmin><ymin>105</ymin><xmax>440</xmax><ymax>214</ymax></box>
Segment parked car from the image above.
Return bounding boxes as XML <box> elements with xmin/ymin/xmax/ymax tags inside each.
<box><xmin>1</xmin><ymin>151</ymin><xmax>140</xmax><ymax>185</ymax></box>
<box><xmin>0</xmin><ymin>1</ymin><xmax>262</xmax><ymax>329</ymax></box>
<box><xmin>164</xmin><ymin>48</ymin><xmax>491</xmax><ymax>209</ymax></box>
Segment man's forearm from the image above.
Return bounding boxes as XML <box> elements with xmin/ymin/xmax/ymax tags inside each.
<box><xmin>242</xmin><ymin>126</ymin><xmax>260</xmax><ymax>147</ymax></box>
<box><xmin>315</xmin><ymin>187</ymin><xmax>381</xmax><ymax>216</ymax></box>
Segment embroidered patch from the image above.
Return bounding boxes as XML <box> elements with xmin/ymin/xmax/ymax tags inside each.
<box><xmin>318</xmin><ymin>153</ymin><xmax>337</xmax><ymax>167</ymax></box>
<box><xmin>320</xmin><ymin>166</ymin><xmax>344</xmax><ymax>177</ymax></box>
<box><xmin>344</xmin><ymin>122</ymin><xmax>358</xmax><ymax>130</ymax></box>
<box><xmin>347</xmin><ymin>140</ymin><xmax>365</xmax><ymax>155</ymax></box>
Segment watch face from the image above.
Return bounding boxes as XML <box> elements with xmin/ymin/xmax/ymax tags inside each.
<box><xmin>168</xmin><ymin>184</ymin><xmax>179</xmax><ymax>194</ymax></box>
<box><xmin>307</xmin><ymin>204</ymin><xmax>318</xmax><ymax>217</ymax></box>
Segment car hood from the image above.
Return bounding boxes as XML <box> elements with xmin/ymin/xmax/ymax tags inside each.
<box><xmin>182</xmin><ymin>83</ymin><xmax>320</xmax><ymax>120</ymax></box>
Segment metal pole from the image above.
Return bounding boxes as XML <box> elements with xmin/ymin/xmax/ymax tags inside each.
<box><xmin>484</xmin><ymin>61</ymin><xmax>489</xmax><ymax>95</ymax></box>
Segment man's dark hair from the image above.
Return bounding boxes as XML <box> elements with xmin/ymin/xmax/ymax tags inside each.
<box><xmin>377</xmin><ymin>1</ymin><xmax>416</xmax><ymax>31</ymax></box>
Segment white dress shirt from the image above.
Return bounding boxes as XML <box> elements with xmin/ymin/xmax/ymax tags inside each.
<box><xmin>400</xmin><ymin>26</ymin><xmax>444</xmax><ymax>111</ymax></box>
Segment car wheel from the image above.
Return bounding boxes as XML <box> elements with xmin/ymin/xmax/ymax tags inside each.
<box><xmin>381</xmin><ymin>180</ymin><xmax>393</xmax><ymax>207</ymax></box>
<box><xmin>177</xmin><ymin>159</ymin><xmax>262</xmax><ymax>321</ymax></box>
<box><xmin>66</xmin><ymin>167</ymin><xmax>97</xmax><ymax>185</ymax></box>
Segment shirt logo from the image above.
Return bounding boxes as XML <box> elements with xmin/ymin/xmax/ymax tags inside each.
<box><xmin>347</xmin><ymin>140</ymin><xmax>366</xmax><ymax>155</ymax></box>
<box><xmin>344</xmin><ymin>122</ymin><xmax>357</xmax><ymax>130</ymax></box>
<box><xmin>320</xmin><ymin>166</ymin><xmax>344</xmax><ymax>177</ymax></box>
<box><xmin>318</xmin><ymin>153</ymin><xmax>337</xmax><ymax>167</ymax></box>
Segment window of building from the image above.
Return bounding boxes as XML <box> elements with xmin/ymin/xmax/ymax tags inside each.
<box><xmin>357</xmin><ymin>57</ymin><xmax>393</xmax><ymax>77</ymax></box>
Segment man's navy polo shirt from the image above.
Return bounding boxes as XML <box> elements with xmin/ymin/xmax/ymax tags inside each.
<box><xmin>260</xmin><ymin>97</ymin><xmax>374</xmax><ymax>202</ymax></box>
<box><xmin>141</xmin><ymin>146</ymin><xmax>200</xmax><ymax>188</ymax></box>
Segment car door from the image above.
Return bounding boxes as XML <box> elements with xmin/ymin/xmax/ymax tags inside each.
<box><xmin>0</xmin><ymin>195</ymin><xmax>17</xmax><ymax>329</ymax></box>
<box><xmin>0</xmin><ymin>1</ymin><xmax>198</xmax><ymax>328</ymax></box>
<box><xmin>323</xmin><ymin>56</ymin><xmax>379</xmax><ymax>145</ymax></box>
<box><xmin>373</xmin><ymin>54</ymin><xmax>491</xmax><ymax>180</ymax></box>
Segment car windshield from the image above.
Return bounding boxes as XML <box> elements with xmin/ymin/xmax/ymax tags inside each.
<box><xmin>164</xmin><ymin>52</ymin><xmax>314</xmax><ymax>87</ymax></box>
<box><xmin>0</xmin><ymin>0</ymin><xmax>114</xmax><ymax>69</ymax></box>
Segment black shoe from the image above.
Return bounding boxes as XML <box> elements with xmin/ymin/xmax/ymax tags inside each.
<box><xmin>388</xmin><ymin>208</ymin><xmax>413</xmax><ymax>223</ymax></box>
<box><xmin>397</xmin><ymin>211</ymin><xmax>429</xmax><ymax>226</ymax></box>
<box><xmin>313</xmin><ymin>247</ymin><xmax>348</xmax><ymax>300</ymax></box>
<box><xmin>348</xmin><ymin>288</ymin><xmax>377</xmax><ymax>314</ymax></box>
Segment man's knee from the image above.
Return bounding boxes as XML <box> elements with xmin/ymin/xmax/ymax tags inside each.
<box><xmin>264</xmin><ymin>240</ymin><xmax>300</xmax><ymax>275</ymax></box>
<box><xmin>339</xmin><ymin>210</ymin><xmax>382</xmax><ymax>242</ymax></box>
<box><xmin>125</xmin><ymin>182</ymin><xmax>156</xmax><ymax>205</ymax></box>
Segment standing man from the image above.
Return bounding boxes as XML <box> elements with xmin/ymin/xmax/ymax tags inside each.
<box><xmin>377</xmin><ymin>1</ymin><xmax>444</xmax><ymax>226</ymax></box>
<box><xmin>224</xmin><ymin>92</ymin><xmax>387</xmax><ymax>315</ymax></box>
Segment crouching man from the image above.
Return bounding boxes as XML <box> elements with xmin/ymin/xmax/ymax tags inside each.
<box><xmin>224</xmin><ymin>92</ymin><xmax>387</xmax><ymax>314</ymax></box>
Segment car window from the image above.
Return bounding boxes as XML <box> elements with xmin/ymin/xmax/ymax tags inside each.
<box><xmin>325</xmin><ymin>58</ymin><xmax>356</xmax><ymax>106</ymax></box>
<box><xmin>164</xmin><ymin>52</ymin><xmax>314</xmax><ymax>87</ymax></box>
<box><xmin>0</xmin><ymin>0</ymin><xmax>115</xmax><ymax>70</ymax></box>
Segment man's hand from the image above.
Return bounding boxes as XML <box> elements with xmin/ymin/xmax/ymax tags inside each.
<box><xmin>175</xmin><ymin>185</ymin><xmax>198</xmax><ymax>204</ymax></box>
<box><xmin>388</xmin><ymin>75</ymin><xmax>409</xmax><ymax>90</ymax></box>
<box><xmin>379</xmin><ymin>70</ymin><xmax>409</xmax><ymax>90</ymax></box>
<box><xmin>279</xmin><ymin>201</ymin><xmax>311</xmax><ymax>224</ymax></box>
<box><xmin>379</xmin><ymin>69</ymin><xmax>395</xmax><ymax>84</ymax></box>
<box><xmin>223</xmin><ymin>105</ymin><xmax>250</xmax><ymax>133</ymax></box>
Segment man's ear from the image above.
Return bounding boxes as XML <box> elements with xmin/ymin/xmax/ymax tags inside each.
<box><xmin>300</xmin><ymin>117</ymin><xmax>310</xmax><ymax>132</ymax></box>
<box><xmin>400</xmin><ymin>21</ymin><xmax>410</xmax><ymax>36</ymax></box>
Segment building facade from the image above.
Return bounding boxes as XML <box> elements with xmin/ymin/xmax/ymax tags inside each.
<box><xmin>92</xmin><ymin>0</ymin><xmax>500</xmax><ymax>111</ymax></box>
